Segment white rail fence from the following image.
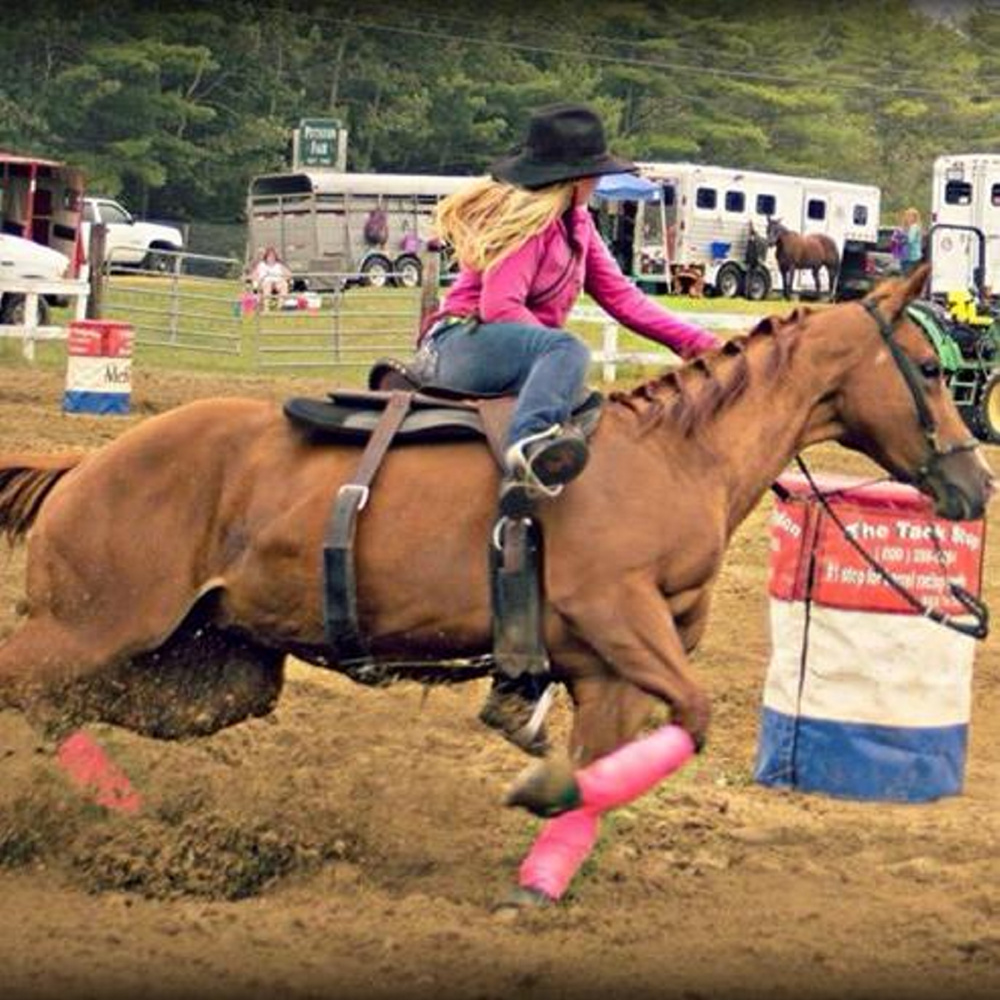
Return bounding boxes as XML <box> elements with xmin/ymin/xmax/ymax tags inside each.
<box><xmin>570</xmin><ymin>303</ymin><xmax>752</xmax><ymax>381</ymax></box>
<box><xmin>0</xmin><ymin>276</ymin><xmax>90</xmax><ymax>361</ymax></box>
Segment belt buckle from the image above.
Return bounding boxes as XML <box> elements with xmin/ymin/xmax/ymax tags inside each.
<box><xmin>338</xmin><ymin>483</ymin><xmax>370</xmax><ymax>511</ymax></box>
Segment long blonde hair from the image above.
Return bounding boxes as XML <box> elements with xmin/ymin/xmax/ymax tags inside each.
<box><xmin>433</xmin><ymin>177</ymin><xmax>575</xmax><ymax>272</ymax></box>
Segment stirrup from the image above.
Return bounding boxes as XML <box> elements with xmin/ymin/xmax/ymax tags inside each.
<box><xmin>479</xmin><ymin>680</ymin><xmax>555</xmax><ymax>757</ymax></box>
<box><xmin>504</xmin><ymin>425</ymin><xmax>589</xmax><ymax>498</ymax></box>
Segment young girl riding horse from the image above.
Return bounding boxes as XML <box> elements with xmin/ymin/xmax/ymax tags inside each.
<box><xmin>420</xmin><ymin>103</ymin><xmax>721</xmax><ymax>750</ymax></box>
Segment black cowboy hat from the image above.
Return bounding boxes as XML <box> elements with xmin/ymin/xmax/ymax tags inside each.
<box><xmin>489</xmin><ymin>103</ymin><xmax>636</xmax><ymax>190</ymax></box>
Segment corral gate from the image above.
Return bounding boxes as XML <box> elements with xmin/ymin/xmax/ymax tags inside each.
<box><xmin>101</xmin><ymin>251</ymin><xmax>424</xmax><ymax>373</ymax></box>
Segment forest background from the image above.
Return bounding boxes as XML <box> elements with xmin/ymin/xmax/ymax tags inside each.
<box><xmin>2</xmin><ymin>0</ymin><xmax>999</xmax><ymax>248</ymax></box>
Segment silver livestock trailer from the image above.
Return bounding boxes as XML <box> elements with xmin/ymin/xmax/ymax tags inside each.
<box><xmin>246</xmin><ymin>170</ymin><xmax>471</xmax><ymax>289</ymax></box>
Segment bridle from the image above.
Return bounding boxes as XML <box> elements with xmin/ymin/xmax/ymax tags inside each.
<box><xmin>860</xmin><ymin>297</ymin><xmax>980</xmax><ymax>488</ymax></box>
<box><xmin>788</xmin><ymin>298</ymin><xmax>989</xmax><ymax>640</ymax></box>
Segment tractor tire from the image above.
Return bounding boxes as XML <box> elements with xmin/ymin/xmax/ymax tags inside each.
<box><xmin>714</xmin><ymin>262</ymin><xmax>743</xmax><ymax>299</ymax></box>
<box><xmin>975</xmin><ymin>371</ymin><xmax>1000</xmax><ymax>443</ymax></box>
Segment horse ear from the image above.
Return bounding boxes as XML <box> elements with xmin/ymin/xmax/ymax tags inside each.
<box><xmin>901</xmin><ymin>262</ymin><xmax>930</xmax><ymax>302</ymax></box>
<box><xmin>881</xmin><ymin>262</ymin><xmax>930</xmax><ymax>318</ymax></box>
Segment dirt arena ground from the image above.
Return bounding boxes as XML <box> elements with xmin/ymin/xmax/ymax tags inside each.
<box><xmin>0</xmin><ymin>362</ymin><xmax>997</xmax><ymax>1000</ymax></box>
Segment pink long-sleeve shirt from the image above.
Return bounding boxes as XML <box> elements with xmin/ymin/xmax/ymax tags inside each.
<box><xmin>424</xmin><ymin>206</ymin><xmax>720</xmax><ymax>358</ymax></box>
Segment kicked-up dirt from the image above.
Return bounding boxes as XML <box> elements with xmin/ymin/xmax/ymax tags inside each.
<box><xmin>0</xmin><ymin>361</ymin><xmax>998</xmax><ymax>1000</ymax></box>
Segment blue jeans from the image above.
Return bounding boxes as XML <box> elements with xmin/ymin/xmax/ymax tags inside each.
<box><xmin>428</xmin><ymin>320</ymin><xmax>592</xmax><ymax>446</ymax></box>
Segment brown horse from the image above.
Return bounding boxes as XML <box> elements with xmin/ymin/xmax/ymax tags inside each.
<box><xmin>0</xmin><ymin>266</ymin><xmax>992</xmax><ymax>840</ymax></box>
<box><xmin>766</xmin><ymin>216</ymin><xmax>841</xmax><ymax>301</ymax></box>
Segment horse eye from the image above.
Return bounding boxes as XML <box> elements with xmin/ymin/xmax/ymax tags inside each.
<box><xmin>919</xmin><ymin>360</ymin><xmax>941</xmax><ymax>380</ymax></box>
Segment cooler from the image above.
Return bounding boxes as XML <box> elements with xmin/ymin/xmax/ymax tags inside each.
<box><xmin>63</xmin><ymin>319</ymin><xmax>134</xmax><ymax>415</ymax></box>
<box><xmin>755</xmin><ymin>472</ymin><xmax>986</xmax><ymax>802</ymax></box>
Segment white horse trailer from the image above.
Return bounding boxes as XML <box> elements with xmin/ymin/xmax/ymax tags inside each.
<box><xmin>628</xmin><ymin>162</ymin><xmax>880</xmax><ymax>299</ymax></box>
<box><xmin>246</xmin><ymin>170</ymin><xmax>471</xmax><ymax>289</ymax></box>
<box><xmin>929</xmin><ymin>154</ymin><xmax>1000</xmax><ymax>298</ymax></box>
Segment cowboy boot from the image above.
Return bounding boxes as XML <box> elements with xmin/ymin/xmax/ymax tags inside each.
<box><xmin>498</xmin><ymin>424</ymin><xmax>590</xmax><ymax>518</ymax></box>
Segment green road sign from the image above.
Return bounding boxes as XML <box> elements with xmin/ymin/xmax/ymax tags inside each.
<box><xmin>296</xmin><ymin>119</ymin><xmax>344</xmax><ymax>169</ymax></box>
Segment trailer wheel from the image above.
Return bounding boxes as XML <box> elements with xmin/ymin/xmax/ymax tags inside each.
<box><xmin>361</xmin><ymin>255</ymin><xmax>392</xmax><ymax>288</ymax></box>
<box><xmin>715</xmin><ymin>262</ymin><xmax>743</xmax><ymax>299</ymax></box>
<box><xmin>393</xmin><ymin>254</ymin><xmax>422</xmax><ymax>288</ymax></box>
<box><xmin>976</xmin><ymin>371</ymin><xmax>1000</xmax><ymax>443</ymax></box>
<box><xmin>745</xmin><ymin>266</ymin><xmax>771</xmax><ymax>301</ymax></box>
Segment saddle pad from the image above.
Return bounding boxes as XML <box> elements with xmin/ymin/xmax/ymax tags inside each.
<box><xmin>283</xmin><ymin>397</ymin><xmax>491</xmax><ymax>445</ymax></box>
<box><xmin>283</xmin><ymin>389</ymin><xmax>604</xmax><ymax>447</ymax></box>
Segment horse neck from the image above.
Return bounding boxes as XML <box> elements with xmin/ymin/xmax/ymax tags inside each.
<box><xmin>682</xmin><ymin>315</ymin><xmax>864</xmax><ymax>533</ymax></box>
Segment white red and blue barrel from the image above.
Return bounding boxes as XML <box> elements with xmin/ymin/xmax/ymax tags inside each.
<box><xmin>63</xmin><ymin>319</ymin><xmax>134</xmax><ymax>415</ymax></box>
<box><xmin>756</xmin><ymin>472</ymin><xmax>985</xmax><ymax>802</ymax></box>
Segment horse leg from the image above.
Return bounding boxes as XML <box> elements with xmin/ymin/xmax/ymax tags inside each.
<box><xmin>813</xmin><ymin>266</ymin><xmax>822</xmax><ymax>296</ymax></box>
<box><xmin>509</xmin><ymin>675</ymin><xmax>692</xmax><ymax>903</ymax></box>
<box><xmin>0</xmin><ymin>615</ymin><xmax>127</xmax><ymax>735</ymax></box>
<box><xmin>0</xmin><ymin>590</ymin><xmax>283</xmax><ymax>740</ymax></box>
<box><xmin>557</xmin><ymin>580</ymin><xmax>710</xmax><ymax>744</ymax></box>
<box><xmin>506</xmin><ymin>575</ymin><xmax>709</xmax><ymax>812</ymax></box>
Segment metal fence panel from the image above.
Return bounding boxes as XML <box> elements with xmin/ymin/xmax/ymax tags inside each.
<box><xmin>252</xmin><ymin>274</ymin><xmax>421</xmax><ymax>370</ymax></box>
<box><xmin>104</xmin><ymin>249</ymin><xmax>247</xmax><ymax>357</ymax></box>
<box><xmin>103</xmin><ymin>254</ymin><xmax>424</xmax><ymax>369</ymax></box>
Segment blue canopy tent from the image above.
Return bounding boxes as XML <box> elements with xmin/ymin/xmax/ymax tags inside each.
<box><xmin>594</xmin><ymin>172</ymin><xmax>662</xmax><ymax>202</ymax></box>
<box><xmin>593</xmin><ymin>173</ymin><xmax>672</xmax><ymax>291</ymax></box>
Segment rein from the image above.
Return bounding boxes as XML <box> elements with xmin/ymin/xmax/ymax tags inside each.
<box><xmin>793</xmin><ymin>298</ymin><xmax>989</xmax><ymax>640</ymax></box>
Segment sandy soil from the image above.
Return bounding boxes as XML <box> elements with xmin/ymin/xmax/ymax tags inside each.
<box><xmin>0</xmin><ymin>363</ymin><xmax>998</xmax><ymax>1000</ymax></box>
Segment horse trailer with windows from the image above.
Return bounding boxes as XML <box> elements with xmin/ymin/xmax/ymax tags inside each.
<box><xmin>245</xmin><ymin>171</ymin><xmax>470</xmax><ymax>289</ymax></box>
<box><xmin>623</xmin><ymin>162</ymin><xmax>880</xmax><ymax>299</ymax></box>
<box><xmin>929</xmin><ymin>154</ymin><xmax>1000</xmax><ymax>298</ymax></box>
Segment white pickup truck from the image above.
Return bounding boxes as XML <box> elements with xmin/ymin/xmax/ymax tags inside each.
<box><xmin>82</xmin><ymin>197</ymin><xmax>185</xmax><ymax>271</ymax></box>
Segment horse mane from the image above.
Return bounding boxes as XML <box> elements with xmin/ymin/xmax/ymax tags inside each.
<box><xmin>609</xmin><ymin>308</ymin><xmax>810</xmax><ymax>436</ymax></box>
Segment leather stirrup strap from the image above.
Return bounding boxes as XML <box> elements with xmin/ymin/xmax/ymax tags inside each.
<box><xmin>476</xmin><ymin>398</ymin><xmax>513</xmax><ymax>470</ymax></box>
<box><xmin>490</xmin><ymin>516</ymin><xmax>549</xmax><ymax>678</ymax></box>
<box><xmin>323</xmin><ymin>391</ymin><xmax>414</xmax><ymax>662</ymax></box>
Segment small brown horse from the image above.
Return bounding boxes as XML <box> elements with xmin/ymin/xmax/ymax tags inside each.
<box><xmin>0</xmin><ymin>266</ymin><xmax>992</xmax><ymax>832</ymax></box>
<box><xmin>766</xmin><ymin>216</ymin><xmax>841</xmax><ymax>301</ymax></box>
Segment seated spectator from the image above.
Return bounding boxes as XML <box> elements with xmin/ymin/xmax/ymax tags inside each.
<box><xmin>251</xmin><ymin>247</ymin><xmax>292</xmax><ymax>303</ymax></box>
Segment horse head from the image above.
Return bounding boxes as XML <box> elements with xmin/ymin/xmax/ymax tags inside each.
<box><xmin>831</xmin><ymin>264</ymin><xmax>994</xmax><ymax>520</ymax></box>
<box><xmin>765</xmin><ymin>216</ymin><xmax>786</xmax><ymax>247</ymax></box>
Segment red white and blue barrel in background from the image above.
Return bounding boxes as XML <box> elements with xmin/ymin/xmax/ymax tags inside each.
<box><xmin>63</xmin><ymin>319</ymin><xmax>134</xmax><ymax>415</ymax></box>
<box><xmin>756</xmin><ymin>472</ymin><xmax>986</xmax><ymax>802</ymax></box>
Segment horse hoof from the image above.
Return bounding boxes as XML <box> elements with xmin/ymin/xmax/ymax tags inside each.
<box><xmin>503</xmin><ymin>754</ymin><xmax>581</xmax><ymax>818</ymax></box>
<box><xmin>492</xmin><ymin>885</ymin><xmax>555</xmax><ymax>919</ymax></box>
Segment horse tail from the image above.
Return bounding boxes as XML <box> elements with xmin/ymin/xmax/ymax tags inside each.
<box><xmin>0</xmin><ymin>454</ymin><xmax>83</xmax><ymax>543</ymax></box>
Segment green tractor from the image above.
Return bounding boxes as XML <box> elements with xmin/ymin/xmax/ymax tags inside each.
<box><xmin>906</xmin><ymin>224</ymin><xmax>1000</xmax><ymax>443</ymax></box>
